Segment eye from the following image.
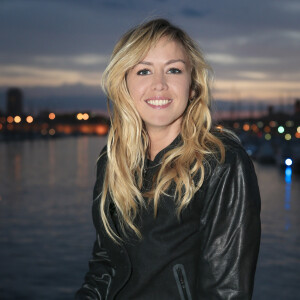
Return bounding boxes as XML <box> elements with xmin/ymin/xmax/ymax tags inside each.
<box><xmin>167</xmin><ymin>68</ymin><xmax>182</xmax><ymax>74</ymax></box>
<box><xmin>137</xmin><ymin>69</ymin><xmax>151</xmax><ymax>75</ymax></box>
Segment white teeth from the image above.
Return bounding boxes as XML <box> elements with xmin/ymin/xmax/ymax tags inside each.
<box><xmin>147</xmin><ymin>99</ymin><xmax>171</xmax><ymax>106</ymax></box>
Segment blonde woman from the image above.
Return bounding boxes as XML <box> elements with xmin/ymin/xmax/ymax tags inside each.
<box><xmin>76</xmin><ymin>19</ymin><xmax>261</xmax><ymax>300</ymax></box>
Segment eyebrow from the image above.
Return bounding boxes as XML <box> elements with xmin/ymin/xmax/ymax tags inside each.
<box><xmin>137</xmin><ymin>59</ymin><xmax>187</xmax><ymax>66</ymax></box>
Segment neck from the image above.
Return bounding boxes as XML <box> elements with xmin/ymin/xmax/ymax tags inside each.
<box><xmin>147</xmin><ymin>127</ymin><xmax>180</xmax><ymax>161</ymax></box>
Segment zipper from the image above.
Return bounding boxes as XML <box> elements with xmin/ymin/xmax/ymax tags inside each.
<box><xmin>177</xmin><ymin>267</ymin><xmax>189</xmax><ymax>300</ymax></box>
<box><xmin>173</xmin><ymin>264</ymin><xmax>192</xmax><ymax>300</ymax></box>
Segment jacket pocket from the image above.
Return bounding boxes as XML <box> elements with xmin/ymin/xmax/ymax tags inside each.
<box><xmin>173</xmin><ymin>264</ymin><xmax>192</xmax><ymax>300</ymax></box>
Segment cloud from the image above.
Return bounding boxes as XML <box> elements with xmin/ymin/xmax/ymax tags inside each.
<box><xmin>282</xmin><ymin>30</ymin><xmax>300</xmax><ymax>41</ymax></box>
<box><xmin>0</xmin><ymin>0</ymin><xmax>300</xmax><ymax>103</ymax></box>
<box><xmin>0</xmin><ymin>82</ymin><xmax>102</xmax><ymax>99</ymax></box>
<box><xmin>0</xmin><ymin>65</ymin><xmax>102</xmax><ymax>87</ymax></box>
<box><xmin>181</xmin><ymin>7</ymin><xmax>209</xmax><ymax>18</ymax></box>
<box><xmin>101</xmin><ymin>0</ymin><xmax>133</xmax><ymax>10</ymax></box>
<box><xmin>212</xmin><ymin>79</ymin><xmax>300</xmax><ymax>100</ymax></box>
<box><xmin>206</xmin><ymin>53</ymin><xmax>278</xmax><ymax>65</ymax></box>
<box><xmin>34</xmin><ymin>54</ymin><xmax>109</xmax><ymax>66</ymax></box>
<box><xmin>237</xmin><ymin>71</ymin><xmax>268</xmax><ymax>80</ymax></box>
<box><xmin>277</xmin><ymin>0</ymin><xmax>300</xmax><ymax>13</ymax></box>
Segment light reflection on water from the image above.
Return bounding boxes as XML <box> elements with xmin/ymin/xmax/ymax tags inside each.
<box><xmin>253</xmin><ymin>162</ymin><xmax>300</xmax><ymax>300</ymax></box>
<box><xmin>76</xmin><ymin>137</ymin><xmax>89</xmax><ymax>188</ymax></box>
<box><xmin>0</xmin><ymin>137</ymin><xmax>299</xmax><ymax>300</ymax></box>
<box><xmin>284</xmin><ymin>167</ymin><xmax>292</xmax><ymax>231</ymax></box>
<box><xmin>0</xmin><ymin>136</ymin><xmax>106</xmax><ymax>300</ymax></box>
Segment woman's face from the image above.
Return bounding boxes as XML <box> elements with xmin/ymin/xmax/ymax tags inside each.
<box><xmin>126</xmin><ymin>37</ymin><xmax>193</xmax><ymax>135</ymax></box>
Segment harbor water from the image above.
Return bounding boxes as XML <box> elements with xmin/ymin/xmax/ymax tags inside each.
<box><xmin>0</xmin><ymin>136</ymin><xmax>299</xmax><ymax>299</ymax></box>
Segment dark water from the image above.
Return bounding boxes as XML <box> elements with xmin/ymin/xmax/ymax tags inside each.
<box><xmin>0</xmin><ymin>137</ymin><xmax>299</xmax><ymax>300</ymax></box>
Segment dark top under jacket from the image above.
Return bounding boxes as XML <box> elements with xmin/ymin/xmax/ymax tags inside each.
<box><xmin>75</xmin><ymin>133</ymin><xmax>261</xmax><ymax>300</ymax></box>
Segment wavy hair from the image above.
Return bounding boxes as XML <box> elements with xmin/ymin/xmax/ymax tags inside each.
<box><xmin>100</xmin><ymin>18</ymin><xmax>225</xmax><ymax>242</ymax></box>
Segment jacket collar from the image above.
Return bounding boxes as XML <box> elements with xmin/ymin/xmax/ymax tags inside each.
<box><xmin>146</xmin><ymin>134</ymin><xmax>182</xmax><ymax>167</ymax></box>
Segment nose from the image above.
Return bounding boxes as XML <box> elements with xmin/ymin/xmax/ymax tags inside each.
<box><xmin>151</xmin><ymin>72</ymin><xmax>168</xmax><ymax>91</ymax></box>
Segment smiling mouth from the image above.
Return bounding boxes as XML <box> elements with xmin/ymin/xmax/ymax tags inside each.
<box><xmin>146</xmin><ymin>99</ymin><xmax>172</xmax><ymax>106</ymax></box>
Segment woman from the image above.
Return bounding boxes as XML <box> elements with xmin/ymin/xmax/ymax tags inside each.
<box><xmin>76</xmin><ymin>19</ymin><xmax>261</xmax><ymax>300</ymax></box>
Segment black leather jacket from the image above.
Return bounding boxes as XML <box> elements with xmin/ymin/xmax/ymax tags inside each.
<box><xmin>75</xmin><ymin>134</ymin><xmax>261</xmax><ymax>300</ymax></box>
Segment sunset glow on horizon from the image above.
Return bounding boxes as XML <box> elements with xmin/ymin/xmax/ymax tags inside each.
<box><xmin>1</xmin><ymin>0</ymin><xmax>299</xmax><ymax>109</ymax></box>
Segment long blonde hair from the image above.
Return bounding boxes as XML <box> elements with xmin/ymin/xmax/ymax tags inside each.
<box><xmin>100</xmin><ymin>18</ymin><xmax>225</xmax><ymax>242</ymax></box>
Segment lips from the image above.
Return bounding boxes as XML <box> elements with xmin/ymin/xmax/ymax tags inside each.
<box><xmin>145</xmin><ymin>96</ymin><xmax>172</xmax><ymax>109</ymax></box>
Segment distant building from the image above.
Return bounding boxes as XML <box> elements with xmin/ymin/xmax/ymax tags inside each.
<box><xmin>295</xmin><ymin>99</ymin><xmax>300</xmax><ymax>115</ymax></box>
<box><xmin>6</xmin><ymin>88</ymin><xmax>23</xmax><ymax>116</ymax></box>
<box><xmin>267</xmin><ymin>105</ymin><xmax>274</xmax><ymax>116</ymax></box>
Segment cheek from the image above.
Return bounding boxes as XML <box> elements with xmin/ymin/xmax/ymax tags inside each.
<box><xmin>130</xmin><ymin>88</ymin><xmax>144</xmax><ymax>105</ymax></box>
<box><xmin>127</xmin><ymin>77</ymin><xmax>144</xmax><ymax>101</ymax></box>
<box><xmin>126</xmin><ymin>75</ymin><xmax>134</xmax><ymax>96</ymax></box>
<box><xmin>173</xmin><ymin>74</ymin><xmax>191</xmax><ymax>91</ymax></box>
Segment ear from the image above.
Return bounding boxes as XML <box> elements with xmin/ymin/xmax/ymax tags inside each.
<box><xmin>189</xmin><ymin>81</ymin><xmax>200</xmax><ymax>100</ymax></box>
<box><xmin>189</xmin><ymin>88</ymin><xmax>196</xmax><ymax>100</ymax></box>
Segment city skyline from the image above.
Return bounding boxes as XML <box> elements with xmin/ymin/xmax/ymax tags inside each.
<box><xmin>1</xmin><ymin>0</ymin><xmax>300</xmax><ymax>111</ymax></box>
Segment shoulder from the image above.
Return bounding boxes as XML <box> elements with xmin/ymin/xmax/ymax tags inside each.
<box><xmin>93</xmin><ymin>145</ymin><xmax>108</xmax><ymax>200</ymax></box>
<box><xmin>95</xmin><ymin>145</ymin><xmax>108</xmax><ymax>175</ymax></box>
<box><xmin>97</xmin><ymin>145</ymin><xmax>108</xmax><ymax>165</ymax></box>
<box><xmin>212</xmin><ymin>128</ymin><xmax>252</xmax><ymax>169</ymax></box>
<box><xmin>204</xmin><ymin>129</ymin><xmax>261</xmax><ymax>212</ymax></box>
<box><xmin>92</xmin><ymin>145</ymin><xmax>108</xmax><ymax>228</ymax></box>
<box><xmin>205</xmin><ymin>129</ymin><xmax>257</xmax><ymax>189</ymax></box>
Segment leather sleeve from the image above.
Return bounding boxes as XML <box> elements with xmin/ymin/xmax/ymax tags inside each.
<box><xmin>198</xmin><ymin>143</ymin><xmax>261</xmax><ymax>299</ymax></box>
<box><xmin>75</xmin><ymin>146</ymin><xmax>114</xmax><ymax>300</ymax></box>
<box><xmin>75</xmin><ymin>234</ymin><xmax>114</xmax><ymax>300</ymax></box>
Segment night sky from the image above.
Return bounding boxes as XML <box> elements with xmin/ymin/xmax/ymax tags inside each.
<box><xmin>0</xmin><ymin>0</ymin><xmax>299</xmax><ymax>112</ymax></box>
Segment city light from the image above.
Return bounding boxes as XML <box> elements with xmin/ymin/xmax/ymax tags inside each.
<box><xmin>49</xmin><ymin>129</ymin><xmax>55</xmax><ymax>135</ymax></box>
<box><xmin>77</xmin><ymin>113</ymin><xmax>89</xmax><ymax>121</ymax></box>
<box><xmin>7</xmin><ymin>116</ymin><xmax>13</xmax><ymax>123</ymax></box>
<box><xmin>285</xmin><ymin>158</ymin><xmax>293</xmax><ymax>166</ymax></box>
<box><xmin>278</xmin><ymin>126</ymin><xmax>285</xmax><ymax>133</ymax></box>
<box><xmin>80</xmin><ymin>125</ymin><xmax>92</xmax><ymax>134</ymax></box>
<box><xmin>286</xmin><ymin>120</ymin><xmax>294</xmax><ymax>127</ymax></box>
<box><xmin>285</xmin><ymin>134</ymin><xmax>292</xmax><ymax>141</ymax></box>
<box><xmin>251</xmin><ymin>124</ymin><xmax>259</xmax><ymax>133</ymax></box>
<box><xmin>49</xmin><ymin>113</ymin><xmax>55</xmax><ymax>120</ymax></box>
<box><xmin>14</xmin><ymin>116</ymin><xmax>21</xmax><ymax>123</ymax></box>
<box><xmin>296</xmin><ymin>132</ymin><xmax>300</xmax><ymax>139</ymax></box>
<box><xmin>1</xmin><ymin>110</ymin><xmax>109</xmax><ymax>137</ymax></box>
<box><xmin>297</xmin><ymin>126</ymin><xmax>300</xmax><ymax>133</ymax></box>
<box><xmin>41</xmin><ymin>129</ymin><xmax>47</xmax><ymax>135</ymax></box>
<box><xmin>82</xmin><ymin>113</ymin><xmax>89</xmax><ymax>120</ymax></box>
<box><xmin>95</xmin><ymin>125</ymin><xmax>108</xmax><ymax>135</ymax></box>
<box><xmin>265</xmin><ymin>133</ymin><xmax>271</xmax><ymax>140</ymax></box>
<box><xmin>269</xmin><ymin>121</ymin><xmax>277</xmax><ymax>127</ymax></box>
<box><xmin>56</xmin><ymin>125</ymin><xmax>72</xmax><ymax>134</ymax></box>
<box><xmin>26</xmin><ymin>116</ymin><xmax>33</xmax><ymax>123</ymax></box>
<box><xmin>243</xmin><ymin>123</ymin><xmax>250</xmax><ymax>131</ymax></box>
<box><xmin>264</xmin><ymin>126</ymin><xmax>271</xmax><ymax>133</ymax></box>
<box><xmin>41</xmin><ymin>123</ymin><xmax>49</xmax><ymax>129</ymax></box>
<box><xmin>233</xmin><ymin>122</ymin><xmax>240</xmax><ymax>129</ymax></box>
<box><xmin>257</xmin><ymin>121</ymin><xmax>264</xmax><ymax>128</ymax></box>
